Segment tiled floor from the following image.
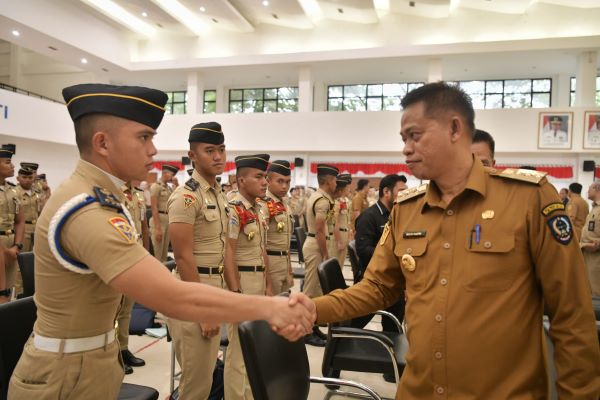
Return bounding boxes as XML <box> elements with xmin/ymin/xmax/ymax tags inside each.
<box><xmin>123</xmin><ymin>259</ymin><xmax>398</xmax><ymax>400</ymax></box>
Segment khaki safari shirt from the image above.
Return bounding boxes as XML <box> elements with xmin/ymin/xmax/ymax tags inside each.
<box><xmin>16</xmin><ymin>186</ymin><xmax>41</xmax><ymax>225</ymax></box>
<box><xmin>228</xmin><ymin>192</ymin><xmax>267</xmax><ymax>266</ymax></box>
<box><xmin>260</xmin><ymin>189</ymin><xmax>293</xmax><ymax>252</ymax></box>
<box><xmin>0</xmin><ymin>182</ymin><xmax>20</xmax><ymax>231</ymax></box>
<box><xmin>315</xmin><ymin>159</ymin><xmax>600</xmax><ymax>400</ymax></box>
<box><xmin>567</xmin><ymin>194</ymin><xmax>589</xmax><ymax>240</ymax></box>
<box><xmin>306</xmin><ymin>188</ymin><xmax>334</xmax><ymax>238</ymax></box>
<box><xmin>123</xmin><ymin>185</ymin><xmax>145</xmax><ymax>245</ymax></box>
<box><xmin>150</xmin><ymin>181</ymin><xmax>172</xmax><ymax>213</ymax></box>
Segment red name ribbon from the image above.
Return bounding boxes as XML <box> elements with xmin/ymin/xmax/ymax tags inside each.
<box><xmin>233</xmin><ymin>204</ymin><xmax>257</xmax><ymax>229</ymax></box>
<box><xmin>266</xmin><ymin>200</ymin><xmax>286</xmax><ymax>219</ymax></box>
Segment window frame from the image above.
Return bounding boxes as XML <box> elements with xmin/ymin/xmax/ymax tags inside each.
<box><xmin>228</xmin><ymin>87</ymin><xmax>299</xmax><ymax>113</ymax></box>
<box><xmin>326</xmin><ymin>82</ymin><xmax>425</xmax><ymax>112</ymax></box>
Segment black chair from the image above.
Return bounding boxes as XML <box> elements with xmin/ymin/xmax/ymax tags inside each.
<box><xmin>292</xmin><ymin>227</ymin><xmax>307</xmax><ymax>281</ymax></box>
<box><xmin>16</xmin><ymin>252</ymin><xmax>35</xmax><ymax>298</ymax></box>
<box><xmin>238</xmin><ymin>319</ymin><xmax>382</xmax><ymax>400</ymax></box>
<box><xmin>593</xmin><ymin>295</ymin><xmax>600</xmax><ymax>345</ymax></box>
<box><xmin>317</xmin><ymin>258</ymin><xmax>407</xmax><ymax>394</ymax></box>
<box><xmin>346</xmin><ymin>240</ymin><xmax>363</xmax><ymax>284</ymax></box>
<box><xmin>0</xmin><ymin>295</ymin><xmax>158</xmax><ymax>400</ymax></box>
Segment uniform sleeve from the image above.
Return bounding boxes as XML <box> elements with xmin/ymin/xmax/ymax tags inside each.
<box><xmin>61</xmin><ymin>207</ymin><xmax>150</xmax><ymax>284</ymax></box>
<box><xmin>168</xmin><ymin>189</ymin><xmax>200</xmax><ymax>225</ymax></box>
<box><xmin>315</xmin><ymin>205</ymin><xmax>405</xmax><ymax>324</ymax></box>
<box><xmin>313</xmin><ymin>197</ymin><xmax>330</xmax><ymax>219</ymax></box>
<box><xmin>149</xmin><ymin>183</ymin><xmax>160</xmax><ymax>197</ymax></box>
<box><xmin>228</xmin><ymin>209</ymin><xmax>241</xmax><ymax>239</ymax></box>
<box><xmin>528</xmin><ymin>181</ymin><xmax>600</xmax><ymax>399</ymax></box>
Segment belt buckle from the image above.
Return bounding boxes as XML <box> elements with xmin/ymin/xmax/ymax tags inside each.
<box><xmin>218</xmin><ymin>265</ymin><xmax>224</xmax><ymax>274</ymax></box>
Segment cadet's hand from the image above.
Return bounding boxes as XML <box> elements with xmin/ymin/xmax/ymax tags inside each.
<box><xmin>5</xmin><ymin>247</ymin><xmax>18</xmax><ymax>261</ymax></box>
<box><xmin>286</xmin><ymin>271</ymin><xmax>294</xmax><ymax>288</ymax></box>
<box><xmin>199</xmin><ymin>322</ymin><xmax>220</xmax><ymax>338</ymax></box>
<box><xmin>265</xmin><ymin>282</ymin><xmax>273</xmax><ymax>297</ymax></box>
<box><xmin>155</xmin><ymin>226</ymin><xmax>163</xmax><ymax>242</ymax></box>
<box><xmin>268</xmin><ymin>295</ymin><xmax>315</xmax><ymax>341</ymax></box>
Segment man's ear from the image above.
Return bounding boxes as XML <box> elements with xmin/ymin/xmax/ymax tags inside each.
<box><xmin>449</xmin><ymin>117</ymin><xmax>465</xmax><ymax>143</ymax></box>
<box><xmin>91</xmin><ymin>131</ymin><xmax>109</xmax><ymax>157</ymax></box>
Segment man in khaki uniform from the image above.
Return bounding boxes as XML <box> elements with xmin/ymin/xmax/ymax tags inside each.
<box><xmin>332</xmin><ymin>173</ymin><xmax>352</xmax><ymax>266</ymax></box>
<box><xmin>36</xmin><ymin>173</ymin><xmax>51</xmax><ymax>207</ymax></box>
<box><xmin>302</xmin><ymin>163</ymin><xmax>338</xmax><ymax>346</ymax></box>
<box><xmin>581</xmin><ymin>182</ymin><xmax>600</xmax><ymax>296</ymax></box>
<box><xmin>8</xmin><ymin>83</ymin><xmax>315</xmax><ymax>400</ymax></box>
<box><xmin>351</xmin><ymin>178</ymin><xmax>369</xmax><ymax>224</ymax></box>
<box><xmin>116</xmin><ymin>180</ymin><xmax>149</xmax><ymax>374</ymax></box>
<box><xmin>0</xmin><ymin>148</ymin><xmax>25</xmax><ymax>302</ymax></box>
<box><xmin>567</xmin><ymin>182</ymin><xmax>589</xmax><ymax>241</ymax></box>
<box><xmin>261</xmin><ymin>160</ymin><xmax>294</xmax><ymax>295</ymax></box>
<box><xmin>167</xmin><ymin>122</ymin><xmax>229</xmax><ymax>399</ymax></box>
<box><xmin>223</xmin><ymin>154</ymin><xmax>272</xmax><ymax>400</ymax></box>
<box><xmin>150</xmin><ymin>164</ymin><xmax>177</xmax><ymax>261</ymax></box>
<box><xmin>310</xmin><ymin>82</ymin><xmax>600</xmax><ymax>399</ymax></box>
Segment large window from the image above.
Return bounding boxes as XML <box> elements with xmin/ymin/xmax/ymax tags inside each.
<box><xmin>327</xmin><ymin>83</ymin><xmax>424</xmax><ymax>111</ymax></box>
<box><xmin>165</xmin><ymin>91</ymin><xmax>187</xmax><ymax>114</ymax></box>
<box><xmin>447</xmin><ymin>79</ymin><xmax>552</xmax><ymax>109</ymax></box>
<box><xmin>569</xmin><ymin>77</ymin><xmax>600</xmax><ymax>106</ymax></box>
<box><xmin>228</xmin><ymin>87</ymin><xmax>298</xmax><ymax>113</ymax></box>
<box><xmin>204</xmin><ymin>90</ymin><xmax>216</xmax><ymax>113</ymax></box>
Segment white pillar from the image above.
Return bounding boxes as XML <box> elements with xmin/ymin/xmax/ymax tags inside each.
<box><xmin>553</xmin><ymin>73</ymin><xmax>571</xmax><ymax>108</ymax></box>
<box><xmin>298</xmin><ymin>67</ymin><xmax>313</xmax><ymax>112</ymax></box>
<box><xmin>313</xmin><ymin>81</ymin><xmax>327</xmax><ymax>111</ymax></box>
<box><xmin>216</xmin><ymin>85</ymin><xmax>227</xmax><ymax>113</ymax></box>
<box><xmin>428</xmin><ymin>58</ymin><xmax>442</xmax><ymax>83</ymax></box>
<box><xmin>186</xmin><ymin>71</ymin><xmax>204</xmax><ymax>114</ymax></box>
<box><xmin>574</xmin><ymin>51</ymin><xmax>597</xmax><ymax>107</ymax></box>
<box><xmin>8</xmin><ymin>44</ymin><xmax>23</xmax><ymax>88</ymax></box>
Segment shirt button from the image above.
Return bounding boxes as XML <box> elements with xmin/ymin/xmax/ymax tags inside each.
<box><xmin>436</xmin><ymin>386</ymin><xmax>445</xmax><ymax>395</ymax></box>
<box><xmin>446</xmin><ymin>209</ymin><xmax>454</xmax><ymax>216</ymax></box>
<box><xmin>406</xmin><ymin>247</ymin><xmax>412</xmax><ymax>254</ymax></box>
<box><xmin>435</xmin><ymin>314</ymin><xmax>443</xmax><ymax>322</ymax></box>
<box><xmin>443</xmin><ymin>242</ymin><xmax>450</xmax><ymax>249</ymax></box>
<box><xmin>484</xmin><ymin>241</ymin><xmax>492</xmax><ymax>249</ymax></box>
<box><xmin>435</xmin><ymin>351</ymin><xmax>443</xmax><ymax>359</ymax></box>
<box><xmin>440</xmin><ymin>278</ymin><xmax>448</xmax><ymax>286</ymax></box>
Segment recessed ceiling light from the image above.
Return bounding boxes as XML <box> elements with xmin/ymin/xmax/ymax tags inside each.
<box><xmin>11</xmin><ymin>30</ymin><xmax>20</xmax><ymax>37</ymax></box>
<box><xmin>262</xmin><ymin>0</ymin><xmax>269</xmax><ymax>6</ymax></box>
<box><xmin>81</xmin><ymin>58</ymin><xmax>88</xmax><ymax>64</ymax></box>
<box><xmin>48</xmin><ymin>46</ymin><xmax>58</xmax><ymax>51</ymax></box>
<box><xmin>211</xmin><ymin>18</ymin><xmax>218</xmax><ymax>23</ymax></box>
<box><xmin>337</xmin><ymin>7</ymin><xmax>344</xmax><ymax>13</ymax></box>
<box><xmin>272</xmin><ymin>13</ymin><xmax>279</xmax><ymax>19</ymax></box>
<box><xmin>200</xmin><ymin>6</ymin><xmax>206</xmax><ymax>12</ymax></box>
<box><xmin>102</xmin><ymin>68</ymin><xmax>109</xmax><ymax>72</ymax></box>
<box><xmin>141</xmin><ymin>11</ymin><xmax>148</xmax><ymax>17</ymax></box>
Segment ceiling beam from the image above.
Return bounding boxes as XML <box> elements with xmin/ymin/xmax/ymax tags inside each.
<box><xmin>221</xmin><ymin>0</ymin><xmax>254</xmax><ymax>32</ymax></box>
<box><xmin>80</xmin><ymin>0</ymin><xmax>157</xmax><ymax>37</ymax></box>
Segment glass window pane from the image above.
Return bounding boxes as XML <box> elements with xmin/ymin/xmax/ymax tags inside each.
<box><xmin>407</xmin><ymin>83</ymin><xmax>424</xmax><ymax>91</ymax></box>
<box><xmin>264</xmin><ymin>89</ymin><xmax>278</xmax><ymax>99</ymax></box>
<box><xmin>383</xmin><ymin>83</ymin><xmax>404</xmax><ymax>97</ymax></box>
<box><xmin>570</xmin><ymin>93</ymin><xmax>575</xmax><ymax>107</ymax></box>
<box><xmin>532</xmin><ymin>93</ymin><xmax>550</xmax><ymax>108</ymax></box>
<box><xmin>485</xmin><ymin>81</ymin><xmax>503</xmax><ymax>93</ymax></box>
<box><xmin>485</xmin><ymin>94</ymin><xmax>502</xmax><ymax>109</ymax></box>
<box><xmin>243</xmin><ymin>89</ymin><xmax>261</xmax><ymax>100</ymax></box>
<box><xmin>173</xmin><ymin>103</ymin><xmax>185</xmax><ymax>114</ymax></box>
<box><xmin>204</xmin><ymin>90</ymin><xmax>216</xmax><ymax>101</ymax></box>
<box><xmin>446</xmin><ymin>81</ymin><xmax>458</xmax><ymax>87</ymax></box>
<box><xmin>367</xmin><ymin>97</ymin><xmax>382</xmax><ymax>111</ymax></box>
<box><xmin>383</xmin><ymin>96</ymin><xmax>401</xmax><ymax>111</ymax></box>
<box><xmin>532</xmin><ymin>79</ymin><xmax>551</xmax><ymax>92</ymax></box>
<box><xmin>570</xmin><ymin>78</ymin><xmax>577</xmax><ymax>91</ymax></box>
<box><xmin>278</xmin><ymin>87</ymin><xmax>298</xmax><ymax>99</ymax></box>
<box><xmin>243</xmin><ymin>100</ymin><xmax>263</xmax><ymax>112</ymax></box>
<box><xmin>173</xmin><ymin>92</ymin><xmax>185</xmax><ymax>102</ymax></box>
<box><xmin>343</xmin><ymin>97</ymin><xmax>366</xmax><ymax>111</ymax></box>
<box><xmin>165</xmin><ymin>103</ymin><xmax>173</xmax><ymax>114</ymax></box>
<box><xmin>504</xmin><ymin>93</ymin><xmax>531</xmax><ymax>108</ymax></box>
<box><xmin>166</xmin><ymin>92</ymin><xmax>173</xmax><ymax>102</ymax></box>
<box><xmin>596</xmin><ymin>77</ymin><xmax>600</xmax><ymax>88</ymax></box>
<box><xmin>504</xmin><ymin>80</ymin><xmax>531</xmax><ymax>94</ymax></box>
<box><xmin>367</xmin><ymin>84</ymin><xmax>383</xmax><ymax>96</ymax></box>
<box><xmin>230</xmin><ymin>90</ymin><xmax>243</xmax><ymax>101</ymax></box>
<box><xmin>328</xmin><ymin>98</ymin><xmax>343</xmax><ymax>111</ymax></box>
<box><xmin>470</xmin><ymin>94</ymin><xmax>485</xmax><ymax>110</ymax></box>
<box><xmin>344</xmin><ymin>85</ymin><xmax>366</xmax><ymax>98</ymax></box>
<box><xmin>229</xmin><ymin>101</ymin><xmax>243</xmax><ymax>113</ymax></box>
<box><xmin>328</xmin><ymin>86</ymin><xmax>343</xmax><ymax>98</ymax></box>
<box><xmin>279</xmin><ymin>99</ymin><xmax>298</xmax><ymax>112</ymax></box>
<box><xmin>596</xmin><ymin>91</ymin><xmax>600</xmax><ymax>106</ymax></box>
<box><xmin>203</xmin><ymin>102</ymin><xmax>216</xmax><ymax>114</ymax></box>
<box><xmin>264</xmin><ymin>100</ymin><xmax>277</xmax><ymax>113</ymax></box>
<box><xmin>459</xmin><ymin>81</ymin><xmax>485</xmax><ymax>95</ymax></box>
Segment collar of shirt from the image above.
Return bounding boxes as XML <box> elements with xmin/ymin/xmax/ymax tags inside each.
<box><xmin>192</xmin><ymin>169</ymin><xmax>219</xmax><ymax>193</ymax></box>
<box><xmin>75</xmin><ymin>159</ymin><xmax>126</xmax><ymax>202</ymax></box>
<box><xmin>375</xmin><ymin>200</ymin><xmax>389</xmax><ymax>217</ymax></box>
<box><xmin>266</xmin><ymin>189</ymin><xmax>284</xmax><ymax>203</ymax></box>
<box><xmin>234</xmin><ymin>191</ymin><xmax>259</xmax><ymax>212</ymax></box>
<box><xmin>317</xmin><ymin>187</ymin><xmax>334</xmax><ymax>203</ymax></box>
<box><xmin>422</xmin><ymin>156</ymin><xmax>486</xmax><ymax>213</ymax></box>
<box><xmin>81</xmin><ymin>159</ymin><xmax>126</xmax><ymax>191</ymax></box>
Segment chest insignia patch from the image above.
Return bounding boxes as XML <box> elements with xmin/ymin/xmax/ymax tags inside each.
<box><xmin>108</xmin><ymin>216</ymin><xmax>136</xmax><ymax>243</ymax></box>
<box><xmin>547</xmin><ymin>215</ymin><xmax>572</xmax><ymax>245</ymax></box>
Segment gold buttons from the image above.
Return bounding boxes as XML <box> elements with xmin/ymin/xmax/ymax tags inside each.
<box><xmin>446</xmin><ymin>209</ymin><xmax>454</xmax><ymax>216</ymax></box>
<box><xmin>484</xmin><ymin>241</ymin><xmax>492</xmax><ymax>249</ymax></box>
<box><xmin>440</xmin><ymin>278</ymin><xmax>448</xmax><ymax>286</ymax></box>
<box><xmin>436</xmin><ymin>386</ymin><xmax>445</xmax><ymax>395</ymax></box>
<box><xmin>434</xmin><ymin>351</ymin><xmax>443</xmax><ymax>359</ymax></box>
<box><xmin>435</xmin><ymin>314</ymin><xmax>443</xmax><ymax>322</ymax></box>
<box><xmin>443</xmin><ymin>242</ymin><xmax>450</xmax><ymax>249</ymax></box>
<box><xmin>406</xmin><ymin>247</ymin><xmax>413</xmax><ymax>254</ymax></box>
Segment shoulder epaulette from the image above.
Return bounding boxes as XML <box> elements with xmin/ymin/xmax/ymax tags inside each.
<box><xmin>184</xmin><ymin>178</ymin><xmax>199</xmax><ymax>191</ymax></box>
<box><xmin>6</xmin><ymin>181</ymin><xmax>15</xmax><ymax>187</ymax></box>
<box><xmin>490</xmin><ymin>168</ymin><xmax>547</xmax><ymax>185</ymax></box>
<box><xmin>93</xmin><ymin>186</ymin><xmax>122</xmax><ymax>211</ymax></box>
<box><xmin>395</xmin><ymin>184</ymin><xmax>428</xmax><ymax>204</ymax></box>
<box><xmin>229</xmin><ymin>200</ymin><xmax>242</xmax><ymax>207</ymax></box>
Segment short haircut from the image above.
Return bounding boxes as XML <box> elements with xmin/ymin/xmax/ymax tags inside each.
<box><xmin>379</xmin><ymin>174</ymin><xmax>406</xmax><ymax>198</ymax></box>
<box><xmin>317</xmin><ymin>175</ymin><xmax>330</xmax><ymax>185</ymax></box>
<box><xmin>401</xmin><ymin>82</ymin><xmax>475</xmax><ymax>137</ymax></box>
<box><xmin>590</xmin><ymin>182</ymin><xmax>600</xmax><ymax>191</ymax></box>
<box><xmin>569</xmin><ymin>182</ymin><xmax>583</xmax><ymax>194</ymax></box>
<box><xmin>73</xmin><ymin>113</ymin><xmax>119</xmax><ymax>154</ymax></box>
<box><xmin>472</xmin><ymin>129</ymin><xmax>495</xmax><ymax>157</ymax></box>
<box><xmin>357</xmin><ymin>179</ymin><xmax>369</xmax><ymax>191</ymax></box>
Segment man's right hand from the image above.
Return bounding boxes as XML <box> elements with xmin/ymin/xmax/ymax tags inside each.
<box><xmin>5</xmin><ymin>247</ymin><xmax>18</xmax><ymax>262</ymax></box>
<box><xmin>199</xmin><ymin>322</ymin><xmax>220</xmax><ymax>338</ymax></box>
<box><xmin>268</xmin><ymin>294</ymin><xmax>316</xmax><ymax>341</ymax></box>
<box><xmin>154</xmin><ymin>226</ymin><xmax>163</xmax><ymax>242</ymax></box>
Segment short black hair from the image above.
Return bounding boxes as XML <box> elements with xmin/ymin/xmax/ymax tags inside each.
<box><xmin>401</xmin><ymin>82</ymin><xmax>475</xmax><ymax>137</ymax></box>
<box><xmin>379</xmin><ymin>174</ymin><xmax>406</xmax><ymax>198</ymax></box>
<box><xmin>357</xmin><ymin>179</ymin><xmax>369</xmax><ymax>191</ymax></box>
<box><xmin>569</xmin><ymin>182</ymin><xmax>583</xmax><ymax>194</ymax></box>
<box><xmin>472</xmin><ymin>129</ymin><xmax>495</xmax><ymax>157</ymax></box>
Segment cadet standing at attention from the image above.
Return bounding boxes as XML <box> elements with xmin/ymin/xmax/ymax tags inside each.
<box><xmin>311</xmin><ymin>82</ymin><xmax>600</xmax><ymax>399</ymax></box>
<box><xmin>332</xmin><ymin>173</ymin><xmax>352</xmax><ymax>267</ymax></box>
<box><xmin>261</xmin><ymin>160</ymin><xmax>294</xmax><ymax>295</ymax></box>
<box><xmin>223</xmin><ymin>154</ymin><xmax>272</xmax><ymax>400</ymax></box>
<box><xmin>150</xmin><ymin>164</ymin><xmax>178</xmax><ymax>261</ymax></box>
<box><xmin>0</xmin><ymin>147</ymin><xmax>24</xmax><ymax>302</ymax></box>
<box><xmin>302</xmin><ymin>163</ymin><xmax>338</xmax><ymax>346</ymax></box>
<box><xmin>15</xmin><ymin>167</ymin><xmax>42</xmax><ymax>253</ymax></box>
<box><xmin>167</xmin><ymin>121</ymin><xmax>229</xmax><ymax>399</ymax></box>
<box><xmin>7</xmin><ymin>83</ymin><xmax>315</xmax><ymax>400</ymax></box>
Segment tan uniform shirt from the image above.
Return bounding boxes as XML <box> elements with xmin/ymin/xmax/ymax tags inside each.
<box><xmin>0</xmin><ymin>182</ymin><xmax>20</xmax><ymax>231</ymax></box>
<box><xmin>228</xmin><ymin>192</ymin><xmax>267</xmax><ymax>266</ymax></box>
<box><xmin>150</xmin><ymin>181</ymin><xmax>172</xmax><ymax>213</ymax></box>
<box><xmin>168</xmin><ymin>170</ymin><xmax>228</xmax><ymax>267</ymax></box>
<box><xmin>33</xmin><ymin>160</ymin><xmax>149</xmax><ymax>338</ymax></box>
<box><xmin>567</xmin><ymin>194</ymin><xmax>590</xmax><ymax>240</ymax></box>
<box><xmin>305</xmin><ymin>188</ymin><xmax>334</xmax><ymax>238</ymax></box>
<box><xmin>352</xmin><ymin>190</ymin><xmax>368</xmax><ymax>215</ymax></box>
<box><xmin>16</xmin><ymin>186</ymin><xmax>41</xmax><ymax>225</ymax></box>
<box><xmin>260</xmin><ymin>190</ymin><xmax>293</xmax><ymax>252</ymax></box>
<box><xmin>581</xmin><ymin>202</ymin><xmax>600</xmax><ymax>295</ymax></box>
<box><xmin>334</xmin><ymin>197</ymin><xmax>350</xmax><ymax>231</ymax></box>
<box><xmin>123</xmin><ymin>185</ymin><xmax>145</xmax><ymax>244</ymax></box>
<box><xmin>315</xmin><ymin>160</ymin><xmax>600</xmax><ymax>399</ymax></box>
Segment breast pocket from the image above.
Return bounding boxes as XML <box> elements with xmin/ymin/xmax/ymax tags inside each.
<box><xmin>203</xmin><ymin>208</ymin><xmax>219</xmax><ymax>223</ymax></box>
<box><xmin>464</xmin><ymin>233</ymin><xmax>516</xmax><ymax>292</ymax></box>
<box><xmin>394</xmin><ymin>238</ymin><xmax>428</xmax><ymax>291</ymax></box>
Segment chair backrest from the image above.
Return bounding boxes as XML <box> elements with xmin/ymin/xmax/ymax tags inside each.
<box><xmin>16</xmin><ymin>252</ymin><xmax>35</xmax><ymax>298</ymax></box>
<box><xmin>317</xmin><ymin>257</ymin><xmax>348</xmax><ymax>295</ymax></box>
<box><xmin>0</xmin><ymin>297</ymin><xmax>37</xmax><ymax>400</ymax></box>
<box><xmin>346</xmin><ymin>241</ymin><xmax>362</xmax><ymax>284</ymax></box>
<box><xmin>238</xmin><ymin>320</ymin><xmax>310</xmax><ymax>400</ymax></box>
<box><xmin>294</xmin><ymin>227</ymin><xmax>306</xmax><ymax>263</ymax></box>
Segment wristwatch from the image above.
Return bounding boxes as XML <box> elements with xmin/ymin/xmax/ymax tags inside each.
<box><xmin>13</xmin><ymin>243</ymin><xmax>23</xmax><ymax>251</ymax></box>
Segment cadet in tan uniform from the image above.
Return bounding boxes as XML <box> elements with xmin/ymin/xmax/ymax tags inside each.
<box><xmin>302</xmin><ymin>163</ymin><xmax>338</xmax><ymax>346</ymax></box>
<box><xmin>261</xmin><ymin>160</ymin><xmax>294</xmax><ymax>295</ymax></box>
<box><xmin>223</xmin><ymin>154</ymin><xmax>272</xmax><ymax>400</ymax></box>
<box><xmin>37</xmin><ymin>173</ymin><xmax>51</xmax><ymax>207</ymax></box>
<box><xmin>332</xmin><ymin>173</ymin><xmax>352</xmax><ymax>267</ymax></box>
<box><xmin>16</xmin><ymin>167</ymin><xmax>42</xmax><ymax>253</ymax></box>
<box><xmin>149</xmin><ymin>164</ymin><xmax>177</xmax><ymax>261</ymax></box>
<box><xmin>351</xmin><ymin>178</ymin><xmax>369</xmax><ymax>224</ymax></box>
<box><xmin>567</xmin><ymin>182</ymin><xmax>589</xmax><ymax>241</ymax></box>
<box><xmin>20</xmin><ymin>163</ymin><xmax>43</xmax><ymax>197</ymax></box>
<box><xmin>0</xmin><ymin>148</ymin><xmax>25</xmax><ymax>302</ymax></box>
<box><xmin>311</xmin><ymin>82</ymin><xmax>600</xmax><ymax>399</ymax></box>
<box><xmin>581</xmin><ymin>182</ymin><xmax>600</xmax><ymax>296</ymax></box>
<box><xmin>8</xmin><ymin>83</ymin><xmax>315</xmax><ymax>400</ymax></box>
<box><xmin>167</xmin><ymin>122</ymin><xmax>229</xmax><ymax>399</ymax></box>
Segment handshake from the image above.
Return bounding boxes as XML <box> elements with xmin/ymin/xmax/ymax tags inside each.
<box><xmin>266</xmin><ymin>293</ymin><xmax>318</xmax><ymax>341</ymax></box>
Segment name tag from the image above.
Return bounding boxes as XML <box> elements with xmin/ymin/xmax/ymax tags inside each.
<box><xmin>589</xmin><ymin>220</ymin><xmax>595</xmax><ymax>231</ymax></box>
<box><xmin>207</xmin><ymin>204</ymin><xmax>216</xmax><ymax>209</ymax></box>
<box><xmin>403</xmin><ymin>230</ymin><xmax>426</xmax><ymax>239</ymax></box>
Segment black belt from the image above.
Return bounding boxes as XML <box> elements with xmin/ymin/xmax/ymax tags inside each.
<box><xmin>266</xmin><ymin>250</ymin><xmax>288</xmax><ymax>256</ymax></box>
<box><xmin>197</xmin><ymin>266</ymin><xmax>223</xmax><ymax>275</ymax></box>
<box><xmin>307</xmin><ymin>233</ymin><xmax>331</xmax><ymax>240</ymax></box>
<box><xmin>339</xmin><ymin>228</ymin><xmax>348</xmax><ymax>232</ymax></box>
<box><xmin>238</xmin><ymin>266</ymin><xmax>265</xmax><ymax>272</ymax></box>
<box><xmin>25</xmin><ymin>220</ymin><xmax>37</xmax><ymax>224</ymax></box>
<box><xmin>0</xmin><ymin>230</ymin><xmax>14</xmax><ymax>236</ymax></box>
<box><xmin>158</xmin><ymin>211</ymin><xmax>168</xmax><ymax>214</ymax></box>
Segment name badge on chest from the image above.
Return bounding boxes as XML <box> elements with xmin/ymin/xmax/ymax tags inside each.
<box><xmin>589</xmin><ymin>220</ymin><xmax>595</xmax><ymax>232</ymax></box>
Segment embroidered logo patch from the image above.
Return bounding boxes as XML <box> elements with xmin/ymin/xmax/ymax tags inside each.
<box><xmin>541</xmin><ymin>202</ymin><xmax>565</xmax><ymax>217</ymax></box>
<box><xmin>183</xmin><ymin>194</ymin><xmax>196</xmax><ymax>209</ymax></box>
<box><xmin>108</xmin><ymin>217</ymin><xmax>135</xmax><ymax>243</ymax></box>
<box><xmin>547</xmin><ymin>215</ymin><xmax>572</xmax><ymax>245</ymax></box>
